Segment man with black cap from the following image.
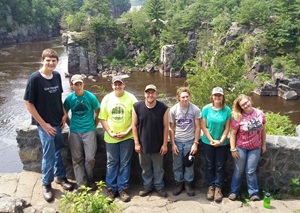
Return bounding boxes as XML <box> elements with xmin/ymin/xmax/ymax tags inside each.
<box><xmin>169</xmin><ymin>87</ymin><xmax>201</xmax><ymax>196</ymax></box>
<box><xmin>132</xmin><ymin>84</ymin><xmax>169</xmax><ymax>197</ymax></box>
<box><xmin>99</xmin><ymin>76</ymin><xmax>137</xmax><ymax>202</ymax></box>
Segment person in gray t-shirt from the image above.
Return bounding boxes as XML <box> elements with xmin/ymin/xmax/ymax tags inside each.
<box><xmin>169</xmin><ymin>87</ymin><xmax>201</xmax><ymax>196</ymax></box>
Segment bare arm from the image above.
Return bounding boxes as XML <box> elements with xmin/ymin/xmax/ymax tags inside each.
<box><xmin>132</xmin><ymin>108</ymin><xmax>142</xmax><ymax>153</ymax></box>
<box><xmin>94</xmin><ymin>108</ymin><xmax>100</xmax><ymax>128</ymax></box>
<box><xmin>25</xmin><ymin>100</ymin><xmax>56</xmax><ymax>136</ymax></box>
<box><xmin>160</xmin><ymin>108</ymin><xmax>169</xmax><ymax>155</ymax></box>
<box><xmin>169</xmin><ymin>122</ymin><xmax>178</xmax><ymax>155</ymax></box>
<box><xmin>220</xmin><ymin>120</ymin><xmax>230</xmax><ymax>143</ymax></box>
<box><xmin>201</xmin><ymin>118</ymin><xmax>215</xmax><ymax>144</ymax></box>
<box><xmin>261</xmin><ymin>124</ymin><xmax>267</xmax><ymax>154</ymax></box>
<box><xmin>99</xmin><ymin>119</ymin><xmax>117</xmax><ymax>138</ymax></box>
<box><xmin>230</xmin><ymin>128</ymin><xmax>239</xmax><ymax>159</ymax></box>
<box><xmin>190</xmin><ymin>118</ymin><xmax>201</xmax><ymax>155</ymax></box>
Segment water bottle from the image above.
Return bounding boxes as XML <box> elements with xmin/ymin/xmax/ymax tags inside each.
<box><xmin>263</xmin><ymin>192</ymin><xmax>271</xmax><ymax>209</ymax></box>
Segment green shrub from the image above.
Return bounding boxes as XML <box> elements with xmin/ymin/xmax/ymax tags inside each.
<box><xmin>265</xmin><ymin>112</ymin><xmax>295</xmax><ymax>136</ymax></box>
<box><xmin>59</xmin><ymin>181</ymin><xmax>118</xmax><ymax>213</ymax></box>
<box><xmin>289</xmin><ymin>178</ymin><xmax>300</xmax><ymax>197</ymax></box>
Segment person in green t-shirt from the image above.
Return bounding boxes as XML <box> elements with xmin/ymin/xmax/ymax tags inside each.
<box><xmin>64</xmin><ymin>74</ymin><xmax>100</xmax><ymax>191</ymax></box>
<box><xmin>99</xmin><ymin>76</ymin><xmax>137</xmax><ymax>203</ymax></box>
<box><xmin>201</xmin><ymin>87</ymin><xmax>231</xmax><ymax>202</ymax></box>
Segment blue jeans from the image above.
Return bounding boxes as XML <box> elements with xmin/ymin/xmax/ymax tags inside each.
<box><xmin>230</xmin><ymin>147</ymin><xmax>261</xmax><ymax>197</ymax></box>
<box><xmin>139</xmin><ymin>153</ymin><xmax>164</xmax><ymax>190</ymax></box>
<box><xmin>173</xmin><ymin>140</ymin><xmax>194</xmax><ymax>182</ymax></box>
<box><xmin>203</xmin><ymin>143</ymin><xmax>228</xmax><ymax>188</ymax></box>
<box><xmin>37</xmin><ymin>125</ymin><xmax>66</xmax><ymax>186</ymax></box>
<box><xmin>105</xmin><ymin>139</ymin><xmax>134</xmax><ymax>193</ymax></box>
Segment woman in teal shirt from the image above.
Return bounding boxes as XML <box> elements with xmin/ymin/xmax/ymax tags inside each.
<box><xmin>201</xmin><ymin>87</ymin><xmax>231</xmax><ymax>202</ymax></box>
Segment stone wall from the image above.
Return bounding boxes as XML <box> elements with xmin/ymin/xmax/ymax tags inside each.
<box><xmin>0</xmin><ymin>25</ymin><xmax>59</xmax><ymax>47</ymax></box>
<box><xmin>16</xmin><ymin>122</ymin><xmax>300</xmax><ymax>192</ymax></box>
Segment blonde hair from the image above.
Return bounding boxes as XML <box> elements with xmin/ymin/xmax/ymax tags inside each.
<box><xmin>232</xmin><ymin>94</ymin><xmax>252</xmax><ymax>120</ymax></box>
<box><xmin>176</xmin><ymin>87</ymin><xmax>191</xmax><ymax>101</ymax></box>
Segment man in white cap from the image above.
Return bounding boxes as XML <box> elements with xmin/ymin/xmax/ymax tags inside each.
<box><xmin>64</xmin><ymin>74</ymin><xmax>100</xmax><ymax>191</ymax></box>
<box><xmin>99</xmin><ymin>76</ymin><xmax>137</xmax><ymax>202</ymax></box>
<box><xmin>132</xmin><ymin>84</ymin><xmax>169</xmax><ymax>197</ymax></box>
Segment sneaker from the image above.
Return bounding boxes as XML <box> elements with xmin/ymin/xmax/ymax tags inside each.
<box><xmin>250</xmin><ymin>195</ymin><xmax>260</xmax><ymax>201</ymax></box>
<box><xmin>55</xmin><ymin>177</ymin><xmax>73</xmax><ymax>191</ymax></box>
<box><xmin>87</xmin><ymin>181</ymin><xmax>97</xmax><ymax>191</ymax></box>
<box><xmin>206</xmin><ymin>186</ymin><xmax>215</xmax><ymax>201</ymax></box>
<box><xmin>214</xmin><ymin>187</ymin><xmax>223</xmax><ymax>202</ymax></box>
<box><xmin>139</xmin><ymin>188</ymin><xmax>154</xmax><ymax>197</ymax></box>
<box><xmin>172</xmin><ymin>181</ymin><xmax>184</xmax><ymax>196</ymax></box>
<box><xmin>43</xmin><ymin>184</ymin><xmax>54</xmax><ymax>202</ymax></box>
<box><xmin>156</xmin><ymin>188</ymin><xmax>168</xmax><ymax>197</ymax></box>
<box><xmin>107</xmin><ymin>187</ymin><xmax>117</xmax><ymax>200</ymax></box>
<box><xmin>228</xmin><ymin>193</ymin><xmax>237</xmax><ymax>201</ymax></box>
<box><xmin>119</xmin><ymin>188</ymin><xmax>131</xmax><ymax>202</ymax></box>
<box><xmin>184</xmin><ymin>181</ymin><xmax>195</xmax><ymax>196</ymax></box>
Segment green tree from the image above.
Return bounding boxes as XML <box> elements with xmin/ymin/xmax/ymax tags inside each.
<box><xmin>235</xmin><ymin>0</ymin><xmax>271</xmax><ymax>25</ymax></box>
<box><xmin>144</xmin><ymin>0</ymin><xmax>166</xmax><ymax>35</ymax></box>
<box><xmin>265</xmin><ymin>0</ymin><xmax>300</xmax><ymax>53</ymax></box>
<box><xmin>187</xmin><ymin>36</ymin><xmax>256</xmax><ymax>108</ymax></box>
<box><xmin>110</xmin><ymin>0</ymin><xmax>131</xmax><ymax>18</ymax></box>
<box><xmin>112</xmin><ymin>37</ymin><xmax>127</xmax><ymax>60</ymax></box>
<box><xmin>82</xmin><ymin>0</ymin><xmax>111</xmax><ymax>17</ymax></box>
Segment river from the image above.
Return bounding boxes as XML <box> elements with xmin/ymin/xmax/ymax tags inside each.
<box><xmin>0</xmin><ymin>38</ymin><xmax>299</xmax><ymax>173</ymax></box>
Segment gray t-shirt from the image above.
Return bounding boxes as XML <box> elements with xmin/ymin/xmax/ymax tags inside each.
<box><xmin>169</xmin><ymin>102</ymin><xmax>201</xmax><ymax>142</ymax></box>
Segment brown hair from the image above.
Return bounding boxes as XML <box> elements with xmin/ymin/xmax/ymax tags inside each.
<box><xmin>41</xmin><ymin>49</ymin><xmax>59</xmax><ymax>61</ymax></box>
<box><xmin>210</xmin><ymin>94</ymin><xmax>226</xmax><ymax>108</ymax></box>
<box><xmin>176</xmin><ymin>87</ymin><xmax>191</xmax><ymax>101</ymax></box>
<box><xmin>232</xmin><ymin>94</ymin><xmax>252</xmax><ymax>120</ymax></box>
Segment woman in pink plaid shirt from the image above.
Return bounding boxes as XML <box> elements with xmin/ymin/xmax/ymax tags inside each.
<box><xmin>228</xmin><ymin>94</ymin><xmax>266</xmax><ymax>202</ymax></box>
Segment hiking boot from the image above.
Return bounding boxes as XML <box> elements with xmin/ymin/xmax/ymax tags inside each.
<box><xmin>156</xmin><ymin>188</ymin><xmax>168</xmax><ymax>197</ymax></box>
<box><xmin>43</xmin><ymin>184</ymin><xmax>54</xmax><ymax>202</ymax></box>
<box><xmin>139</xmin><ymin>188</ymin><xmax>153</xmax><ymax>197</ymax></box>
<box><xmin>106</xmin><ymin>187</ymin><xmax>117</xmax><ymax>200</ymax></box>
<box><xmin>87</xmin><ymin>181</ymin><xmax>97</xmax><ymax>191</ymax></box>
<box><xmin>214</xmin><ymin>187</ymin><xmax>223</xmax><ymax>202</ymax></box>
<box><xmin>120</xmin><ymin>188</ymin><xmax>131</xmax><ymax>202</ymax></box>
<box><xmin>250</xmin><ymin>195</ymin><xmax>260</xmax><ymax>201</ymax></box>
<box><xmin>55</xmin><ymin>177</ymin><xmax>73</xmax><ymax>191</ymax></box>
<box><xmin>184</xmin><ymin>181</ymin><xmax>195</xmax><ymax>196</ymax></box>
<box><xmin>206</xmin><ymin>186</ymin><xmax>215</xmax><ymax>201</ymax></box>
<box><xmin>228</xmin><ymin>193</ymin><xmax>237</xmax><ymax>201</ymax></box>
<box><xmin>172</xmin><ymin>181</ymin><xmax>184</xmax><ymax>196</ymax></box>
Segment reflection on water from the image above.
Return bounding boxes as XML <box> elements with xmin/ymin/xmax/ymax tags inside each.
<box><xmin>251</xmin><ymin>94</ymin><xmax>300</xmax><ymax>124</ymax></box>
<box><xmin>0</xmin><ymin>38</ymin><xmax>299</xmax><ymax>173</ymax></box>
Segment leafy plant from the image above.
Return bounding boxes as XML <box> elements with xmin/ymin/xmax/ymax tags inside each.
<box><xmin>265</xmin><ymin>112</ymin><xmax>295</xmax><ymax>136</ymax></box>
<box><xmin>289</xmin><ymin>178</ymin><xmax>300</xmax><ymax>197</ymax></box>
<box><xmin>59</xmin><ymin>181</ymin><xmax>118</xmax><ymax>213</ymax></box>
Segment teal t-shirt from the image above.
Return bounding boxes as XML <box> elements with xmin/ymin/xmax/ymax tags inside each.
<box><xmin>64</xmin><ymin>90</ymin><xmax>100</xmax><ymax>132</ymax></box>
<box><xmin>201</xmin><ymin>104</ymin><xmax>231</xmax><ymax>145</ymax></box>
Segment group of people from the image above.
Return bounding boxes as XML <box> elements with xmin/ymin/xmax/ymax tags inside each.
<box><xmin>24</xmin><ymin>49</ymin><xmax>267</xmax><ymax>203</ymax></box>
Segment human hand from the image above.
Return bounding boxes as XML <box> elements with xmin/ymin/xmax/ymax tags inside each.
<box><xmin>190</xmin><ymin>144</ymin><xmax>198</xmax><ymax>155</ymax></box>
<box><xmin>172</xmin><ymin>144</ymin><xmax>179</xmax><ymax>155</ymax></box>
<box><xmin>160</xmin><ymin>144</ymin><xmax>168</xmax><ymax>155</ymax></box>
<box><xmin>43</xmin><ymin>123</ymin><xmax>57</xmax><ymax>136</ymax></box>
<box><xmin>135</xmin><ymin>143</ymin><xmax>142</xmax><ymax>153</ymax></box>
<box><xmin>231</xmin><ymin>150</ymin><xmax>239</xmax><ymax>159</ymax></box>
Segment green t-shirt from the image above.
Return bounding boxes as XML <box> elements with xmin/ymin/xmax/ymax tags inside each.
<box><xmin>99</xmin><ymin>91</ymin><xmax>137</xmax><ymax>143</ymax></box>
<box><xmin>64</xmin><ymin>90</ymin><xmax>100</xmax><ymax>132</ymax></box>
<box><xmin>201</xmin><ymin>104</ymin><xmax>231</xmax><ymax>145</ymax></box>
